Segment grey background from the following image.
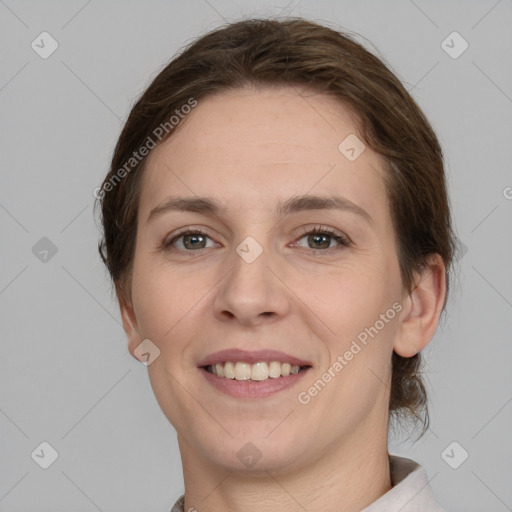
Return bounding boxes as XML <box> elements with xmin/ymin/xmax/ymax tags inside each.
<box><xmin>1</xmin><ymin>0</ymin><xmax>511</xmax><ymax>511</ymax></box>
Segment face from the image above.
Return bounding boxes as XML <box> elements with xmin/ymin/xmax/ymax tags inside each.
<box><xmin>121</xmin><ymin>85</ymin><xmax>409</xmax><ymax>473</ymax></box>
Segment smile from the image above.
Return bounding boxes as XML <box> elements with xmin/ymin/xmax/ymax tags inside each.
<box><xmin>205</xmin><ymin>361</ymin><xmax>310</xmax><ymax>381</ymax></box>
<box><xmin>198</xmin><ymin>348</ymin><xmax>312</xmax><ymax>398</ymax></box>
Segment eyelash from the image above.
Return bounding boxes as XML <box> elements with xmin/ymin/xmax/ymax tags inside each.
<box><xmin>161</xmin><ymin>225</ymin><xmax>351</xmax><ymax>256</ymax></box>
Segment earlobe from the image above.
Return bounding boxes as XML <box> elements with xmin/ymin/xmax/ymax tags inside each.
<box><xmin>393</xmin><ymin>254</ymin><xmax>447</xmax><ymax>358</ymax></box>
<box><xmin>116</xmin><ymin>287</ymin><xmax>143</xmax><ymax>358</ymax></box>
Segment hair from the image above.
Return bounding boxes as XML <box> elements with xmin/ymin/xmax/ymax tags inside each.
<box><xmin>95</xmin><ymin>17</ymin><xmax>456</xmax><ymax>438</ymax></box>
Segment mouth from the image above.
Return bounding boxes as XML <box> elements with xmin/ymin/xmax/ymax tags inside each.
<box><xmin>203</xmin><ymin>361</ymin><xmax>311</xmax><ymax>381</ymax></box>
<box><xmin>197</xmin><ymin>349</ymin><xmax>312</xmax><ymax>398</ymax></box>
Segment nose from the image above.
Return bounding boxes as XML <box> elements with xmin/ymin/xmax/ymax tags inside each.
<box><xmin>213</xmin><ymin>239</ymin><xmax>290</xmax><ymax>327</ymax></box>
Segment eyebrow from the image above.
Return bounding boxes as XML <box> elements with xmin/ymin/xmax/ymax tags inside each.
<box><xmin>147</xmin><ymin>194</ymin><xmax>374</xmax><ymax>226</ymax></box>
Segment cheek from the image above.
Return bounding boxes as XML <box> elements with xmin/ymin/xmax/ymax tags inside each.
<box><xmin>131</xmin><ymin>256</ymin><xmax>220</xmax><ymax>369</ymax></box>
<box><xmin>131</xmin><ymin>256</ymin><xmax>191</xmax><ymax>342</ymax></box>
<box><xmin>302</xmin><ymin>271</ymin><xmax>398</xmax><ymax>423</ymax></box>
<box><xmin>296</xmin><ymin>257</ymin><xmax>400</xmax><ymax>386</ymax></box>
<box><xmin>297</xmin><ymin>259</ymin><xmax>394</xmax><ymax>332</ymax></box>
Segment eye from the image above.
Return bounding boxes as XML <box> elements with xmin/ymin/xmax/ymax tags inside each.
<box><xmin>162</xmin><ymin>228</ymin><xmax>217</xmax><ymax>253</ymax></box>
<box><xmin>294</xmin><ymin>225</ymin><xmax>351</xmax><ymax>253</ymax></box>
<box><xmin>161</xmin><ymin>225</ymin><xmax>351</xmax><ymax>256</ymax></box>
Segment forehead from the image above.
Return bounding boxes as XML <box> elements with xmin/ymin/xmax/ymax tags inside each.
<box><xmin>139</xmin><ymin>85</ymin><xmax>390</xmax><ymax>222</ymax></box>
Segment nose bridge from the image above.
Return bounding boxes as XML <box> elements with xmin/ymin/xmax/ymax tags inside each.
<box><xmin>213</xmin><ymin>232</ymin><xmax>289</xmax><ymax>323</ymax></box>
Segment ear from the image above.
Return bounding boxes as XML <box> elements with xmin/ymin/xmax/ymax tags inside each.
<box><xmin>393</xmin><ymin>254</ymin><xmax>447</xmax><ymax>358</ymax></box>
<box><xmin>116</xmin><ymin>285</ymin><xmax>144</xmax><ymax>359</ymax></box>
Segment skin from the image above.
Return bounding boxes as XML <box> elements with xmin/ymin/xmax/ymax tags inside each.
<box><xmin>119</xmin><ymin>85</ymin><xmax>446</xmax><ymax>512</ymax></box>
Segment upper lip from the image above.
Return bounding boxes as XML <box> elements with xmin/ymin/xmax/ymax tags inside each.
<box><xmin>197</xmin><ymin>348</ymin><xmax>312</xmax><ymax>367</ymax></box>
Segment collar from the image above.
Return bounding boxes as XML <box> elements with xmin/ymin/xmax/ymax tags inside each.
<box><xmin>170</xmin><ymin>455</ymin><xmax>445</xmax><ymax>512</ymax></box>
<box><xmin>361</xmin><ymin>455</ymin><xmax>445</xmax><ymax>511</ymax></box>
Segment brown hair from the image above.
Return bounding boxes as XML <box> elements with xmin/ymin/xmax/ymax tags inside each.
<box><xmin>96</xmin><ymin>17</ymin><xmax>456</xmax><ymax>437</ymax></box>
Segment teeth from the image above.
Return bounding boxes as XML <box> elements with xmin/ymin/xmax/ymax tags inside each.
<box><xmin>224</xmin><ymin>361</ymin><xmax>235</xmax><ymax>379</ymax></box>
<box><xmin>235</xmin><ymin>362</ymin><xmax>251</xmax><ymax>380</ymax></box>
<box><xmin>207</xmin><ymin>361</ymin><xmax>304</xmax><ymax>381</ymax></box>
<box><xmin>251</xmin><ymin>362</ymin><xmax>268</xmax><ymax>381</ymax></box>
<box><xmin>268</xmin><ymin>361</ymin><xmax>281</xmax><ymax>378</ymax></box>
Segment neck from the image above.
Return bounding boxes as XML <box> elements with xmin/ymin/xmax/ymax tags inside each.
<box><xmin>178</xmin><ymin>422</ymin><xmax>391</xmax><ymax>512</ymax></box>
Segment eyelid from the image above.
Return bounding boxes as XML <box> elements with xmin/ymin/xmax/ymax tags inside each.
<box><xmin>161</xmin><ymin>224</ymin><xmax>351</xmax><ymax>254</ymax></box>
<box><xmin>293</xmin><ymin>224</ymin><xmax>352</xmax><ymax>251</ymax></box>
<box><xmin>161</xmin><ymin>226</ymin><xmax>217</xmax><ymax>250</ymax></box>
<box><xmin>297</xmin><ymin>224</ymin><xmax>351</xmax><ymax>243</ymax></box>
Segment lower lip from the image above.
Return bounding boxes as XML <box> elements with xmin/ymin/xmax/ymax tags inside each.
<box><xmin>200</xmin><ymin>367</ymin><xmax>311</xmax><ymax>398</ymax></box>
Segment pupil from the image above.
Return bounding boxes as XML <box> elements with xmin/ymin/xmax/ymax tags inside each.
<box><xmin>183</xmin><ymin>233</ymin><xmax>331</xmax><ymax>250</ymax></box>
<box><xmin>185</xmin><ymin>234</ymin><xmax>205</xmax><ymax>249</ymax></box>
<box><xmin>310</xmin><ymin>234</ymin><xmax>329</xmax><ymax>249</ymax></box>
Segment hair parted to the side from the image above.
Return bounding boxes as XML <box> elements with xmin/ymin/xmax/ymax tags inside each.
<box><xmin>95</xmin><ymin>17</ymin><xmax>456</xmax><ymax>438</ymax></box>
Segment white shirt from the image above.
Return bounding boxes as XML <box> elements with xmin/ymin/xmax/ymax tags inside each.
<box><xmin>170</xmin><ymin>455</ymin><xmax>446</xmax><ymax>512</ymax></box>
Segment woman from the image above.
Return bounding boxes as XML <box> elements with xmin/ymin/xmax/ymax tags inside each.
<box><xmin>96</xmin><ymin>18</ymin><xmax>455</xmax><ymax>512</ymax></box>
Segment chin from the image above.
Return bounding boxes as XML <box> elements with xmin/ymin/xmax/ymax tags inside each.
<box><xmin>191</xmin><ymin>428</ymin><xmax>311</xmax><ymax>474</ymax></box>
